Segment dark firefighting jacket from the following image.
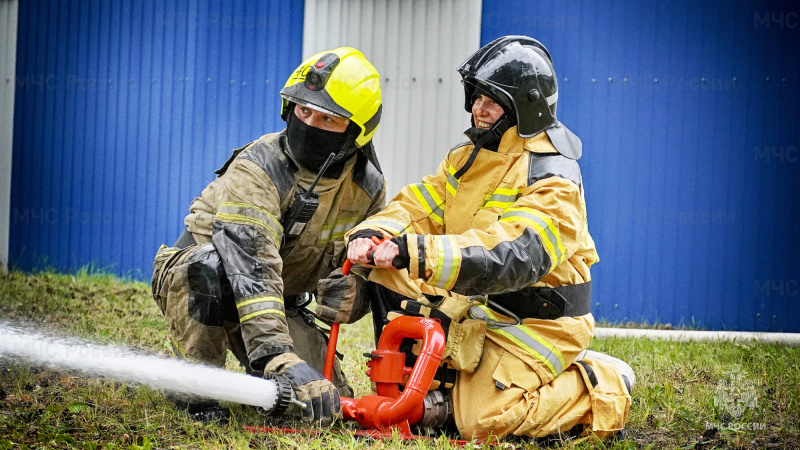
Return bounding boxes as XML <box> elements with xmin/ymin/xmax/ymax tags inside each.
<box><xmin>185</xmin><ymin>131</ymin><xmax>385</xmax><ymax>366</ymax></box>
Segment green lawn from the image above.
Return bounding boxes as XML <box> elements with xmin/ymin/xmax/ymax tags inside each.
<box><xmin>1</xmin><ymin>270</ymin><xmax>799</xmax><ymax>449</ymax></box>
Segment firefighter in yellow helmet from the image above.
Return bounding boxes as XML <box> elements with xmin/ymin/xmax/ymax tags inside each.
<box><xmin>334</xmin><ymin>36</ymin><xmax>633</xmax><ymax>441</ymax></box>
<box><xmin>151</xmin><ymin>47</ymin><xmax>385</xmax><ymax>424</ymax></box>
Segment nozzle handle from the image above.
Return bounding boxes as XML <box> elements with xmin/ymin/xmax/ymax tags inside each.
<box><xmin>323</xmin><ymin>323</ymin><xmax>340</xmax><ymax>381</ymax></box>
<box><xmin>325</xmin><ymin>236</ymin><xmax>387</xmax><ymax>381</ymax></box>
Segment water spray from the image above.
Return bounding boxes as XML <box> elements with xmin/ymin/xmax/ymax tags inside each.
<box><xmin>0</xmin><ymin>323</ymin><xmax>302</xmax><ymax>414</ymax></box>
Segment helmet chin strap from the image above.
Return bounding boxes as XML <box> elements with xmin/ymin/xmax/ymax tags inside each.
<box><xmin>330</xmin><ymin>122</ymin><xmax>361</xmax><ymax>162</ymax></box>
<box><xmin>454</xmin><ymin>114</ymin><xmax>514</xmax><ymax>179</ymax></box>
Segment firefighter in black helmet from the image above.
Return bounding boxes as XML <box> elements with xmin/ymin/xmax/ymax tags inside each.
<box><xmin>341</xmin><ymin>36</ymin><xmax>634</xmax><ymax>441</ymax></box>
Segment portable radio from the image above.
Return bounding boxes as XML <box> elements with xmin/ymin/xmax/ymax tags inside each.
<box><xmin>282</xmin><ymin>152</ymin><xmax>336</xmax><ymax>237</ymax></box>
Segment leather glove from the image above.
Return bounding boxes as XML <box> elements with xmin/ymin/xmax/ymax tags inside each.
<box><xmin>264</xmin><ymin>352</ymin><xmax>341</xmax><ymax>425</ymax></box>
<box><xmin>316</xmin><ymin>268</ymin><xmax>370</xmax><ymax>324</ymax></box>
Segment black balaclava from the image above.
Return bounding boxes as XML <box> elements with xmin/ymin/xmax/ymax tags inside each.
<box><xmin>464</xmin><ymin>126</ymin><xmax>502</xmax><ymax>152</ymax></box>
<box><xmin>285</xmin><ymin>109</ymin><xmax>359</xmax><ymax>178</ymax></box>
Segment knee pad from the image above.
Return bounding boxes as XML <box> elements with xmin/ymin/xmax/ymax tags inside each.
<box><xmin>186</xmin><ymin>245</ymin><xmax>237</xmax><ymax>327</ymax></box>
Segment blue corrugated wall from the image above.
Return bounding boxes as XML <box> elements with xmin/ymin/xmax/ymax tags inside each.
<box><xmin>481</xmin><ymin>0</ymin><xmax>800</xmax><ymax>331</ymax></box>
<box><xmin>10</xmin><ymin>0</ymin><xmax>800</xmax><ymax>331</ymax></box>
<box><xmin>11</xmin><ymin>0</ymin><xmax>304</xmax><ymax>279</ymax></box>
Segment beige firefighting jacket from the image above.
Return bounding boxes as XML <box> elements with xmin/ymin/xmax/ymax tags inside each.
<box><xmin>185</xmin><ymin>131</ymin><xmax>385</xmax><ymax>366</ymax></box>
<box><xmin>347</xmin><ymin>125</ymin><xmax>597</xmax><ymax>380</ymax></box>
<box><xmin>348</xmin><ymin>125</ymin><xmax>596</xmax><ymax>292</ymax></box>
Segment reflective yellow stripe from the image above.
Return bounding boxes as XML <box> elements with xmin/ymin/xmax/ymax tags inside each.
<box><xmin>500</xmin><ymin>214</ymin><xmax>557</xmax><ymax>268</ymax></box>
<box><xmin>357</xmin><ymin>218</ymin><xmax>408</xmax><ymax>237</ymax></box>
<box><xmin>410</xmin><ymin>183</ymin><xmax>444</xmax><ymax>225</ymax></box>
<box><xmin>237</xmin><ymin>296</ymin><xmax>283</xmax><ymax>309</ymax></box>
<box><xmin>430</xmin><ymin>235</ymin><xmax>460</xmax><ymax>290</ymax></box>
<box><xmin>215</xmin><ymin>201</ymin><xmax>284</xmax><ymax>244</ymax></box>
<box><xmin>527</xmin><ymin>209</ymin><xmax>566</xmax><ymax>260</ymax></box>
<box><xmin>493</xmin><ymin>187</ymin><xmax>523</xmax><ymax>196</ymax></box>
<box><xmin>240</xmin><ymin>309</ymin><xmax>285</xmax><ymax>323</ymax></box>
<box><xmin>500</xmin><ymin>208</ymin><xmax>565</xmax><ymax>268</ymax></box>
<box><xmin>446</xmin><ymin>165</ymin><xmax>460</xmax><ymax>197</ymax></box>
<box><xmin>214</xmin><ymin>213</ymin><xmax>281</xmax><ymax>243</ymax></box>
<box><xmin>473</xmin><ymin>305</ymin><xmax>565</xmax><ymax>377</ymax></box>
<box><xmin>443</xmin><ymin>235</ymin><xmax>460</xmax><ymax>290</ymax></box>
<box><xmin>218</xmin><ymin>202</ymin><xmax>283</xmax><ymax>237</ymax></box>
<box><xmin>483</xmin><ymin>188</ymin><xmax>523</xmax><ymax>209</ymax></box>
<box><xmin>219</xmin><ymin>202</ymin><xmax>277</xmax><ymax>222</ymax></box>
<box><xmin>319</xmin><ymin>216</ymin><xmax>362</xmax><ymax>245</ymax></box>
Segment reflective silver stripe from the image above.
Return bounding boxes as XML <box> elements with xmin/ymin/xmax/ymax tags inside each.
<box><xmin>217</xmin><ymin>202</ymin><xmax>283</xmax><ymax>239</ymax></box>
<box><xmin>483</xmin><ymin>192</ymin><xmax>520</xmax><ymax>208</ymax></box>
<box><xmin>546</xmin><ymin>91</ymin><xmax>558</xmax><ymax>106</ymax></box>
<box><xmin>431</xmin><ymin>236</ymin><xmax>457</xmax><ymax>289</ymax></box>
<box><xmin>500</xmin><ymin>210</ymin><xmax>563</xmax><ymax>265</ymax></box>
<box><xmin>237</xmin><ymin>300</ymin><xmax>285</xmax><ymax>319</ymax></box>
<box><xmin>411</xmin><ymin>184</ymin><xmax>444</xmax><ymax>224</ymax></box>
<box><xmin>446</xmin><ymin>167</ymin><xmax>460</xmax><ymax>196</ymax></box>
<box><xmin>358</xmin><ymin>219</ymin><xmax>408</xmax><ymax>237</ymax></box>
<box><xmin>319</xmin><ymin>217</ymin><xmax>361</xmax><ymax>244</ymax></box>
<box><xmin>469</xmin><ymin>305</ymin><xmax>564</xmax><ymax>377</ymax></box>
<box><xmin>486</xmin><ymin>193</ymin><xmax>519</xmax><ymax>203</ymax></box>
<box><xmin>318</xmin><ymin>228</ymin><xmax>333</xmax><ymax>243</ymax></box>
<box><xmin>470</xmin><ymin>305</ymin><xmax>490</xmax><ymax>320</ymax></box>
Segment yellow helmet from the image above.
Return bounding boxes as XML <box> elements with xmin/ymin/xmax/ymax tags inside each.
<box><xmin>280</xmin><ymin>47</ymin><xmax>382</xmax><ymax>148</ymax></box>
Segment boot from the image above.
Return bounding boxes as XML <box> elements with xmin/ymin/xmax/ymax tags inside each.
<box><xmin>582</xmin><ymin>350</ymin><xmax>635</xmax><ymax>394</ymax></box>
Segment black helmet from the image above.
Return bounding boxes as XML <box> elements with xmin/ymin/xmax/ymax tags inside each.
<box><xmin>458</xmin><ymin>36</ymin><xmax>558</xmax><ymax>138</ymax></box>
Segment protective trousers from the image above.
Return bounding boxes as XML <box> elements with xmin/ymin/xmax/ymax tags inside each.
<box><xmin>151</xmin><ymin>243</ymin><xmax>353</xmax><ymax>397</ymax></box>
<box><xmin>454</xmin><ymin>339</ymin><xmax>630</xmax><ymax>441</ymax></box>
<box><xmin>368</xmin><ymin>268</ymin><xmax>630</xmax><ymax>441</ymax></box>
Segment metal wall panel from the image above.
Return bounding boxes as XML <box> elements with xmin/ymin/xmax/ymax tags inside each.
<box><xmin>482</xmin><ymin>0</ymin><xmax>800</xmax><ymax>331</ymax></box>
<box><xmin>0</xmin><ymin>0</ymin><xmax>18</xmax><ymax>273</ymax></box>
<box><xmin>11</xmin><ymin>0</ymin><xmax>304</xmax><ymax>278</ymax></box>
<box><xmin>303</xmin><ymin>0</ymin><xmax>483</xmax><ymax>197</ymax></box>
<box><xmin>11</xmin><ymin>0</ymin><xmax>799</xmax><ymax>332</ymax></box>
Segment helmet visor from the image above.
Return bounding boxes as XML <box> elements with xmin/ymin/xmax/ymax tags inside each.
<box><xmin>462</xmin><ymin>78</ymin><xmax>514</xmax><ymax>113</ymax></box>
<box><xmin>280</xmin><ymin>83</ymin><xmax>352</xmax><ymax>119</ymax></box>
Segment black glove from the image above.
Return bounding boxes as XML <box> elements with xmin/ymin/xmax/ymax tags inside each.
<box><xmin>347</xmin><ymin>229</ymin><xmax>384</xmax><ymax>243</ymax></box>
<box><xmin>316</xmin><ymin>268</ymin><xmax>370</xmax><ymax>324</ymax></box>
<box><xmin>389</xmin><ymin>236</ymin><xmax>410</xmax><ymax>270</ymax></box>
<box><xmin>264</xmin><ymin>353</ymin><xmax>341</xmax><ymax>425</ymax></box>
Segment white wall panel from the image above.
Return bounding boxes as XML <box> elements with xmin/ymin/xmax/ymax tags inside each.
<box><xmin>0</xmin><ymin>0</ymin><xmax>18</xmax><ymax>273</ymax></box>
<box><xmin>303</xmin><ymin>0</ymin><xmax>482</xmax><ymax>197</ymax></box>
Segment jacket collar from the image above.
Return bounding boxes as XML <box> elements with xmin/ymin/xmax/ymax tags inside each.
<box><xmin>495</xmin><ymin>126</ymin><xmax>558</xmax><ymax>155</ymax></box>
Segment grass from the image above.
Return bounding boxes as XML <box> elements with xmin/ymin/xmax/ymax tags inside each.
<box><xmin>1</xmin><ymin>269</ymin><xmax>799</xmax><ymax>449</ymax></box>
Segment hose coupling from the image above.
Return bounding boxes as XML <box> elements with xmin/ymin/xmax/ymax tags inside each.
<box><xmin>418</xmin><ymin>390</ymin><xmax>453</xmax><ymax>430</ymax></box>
